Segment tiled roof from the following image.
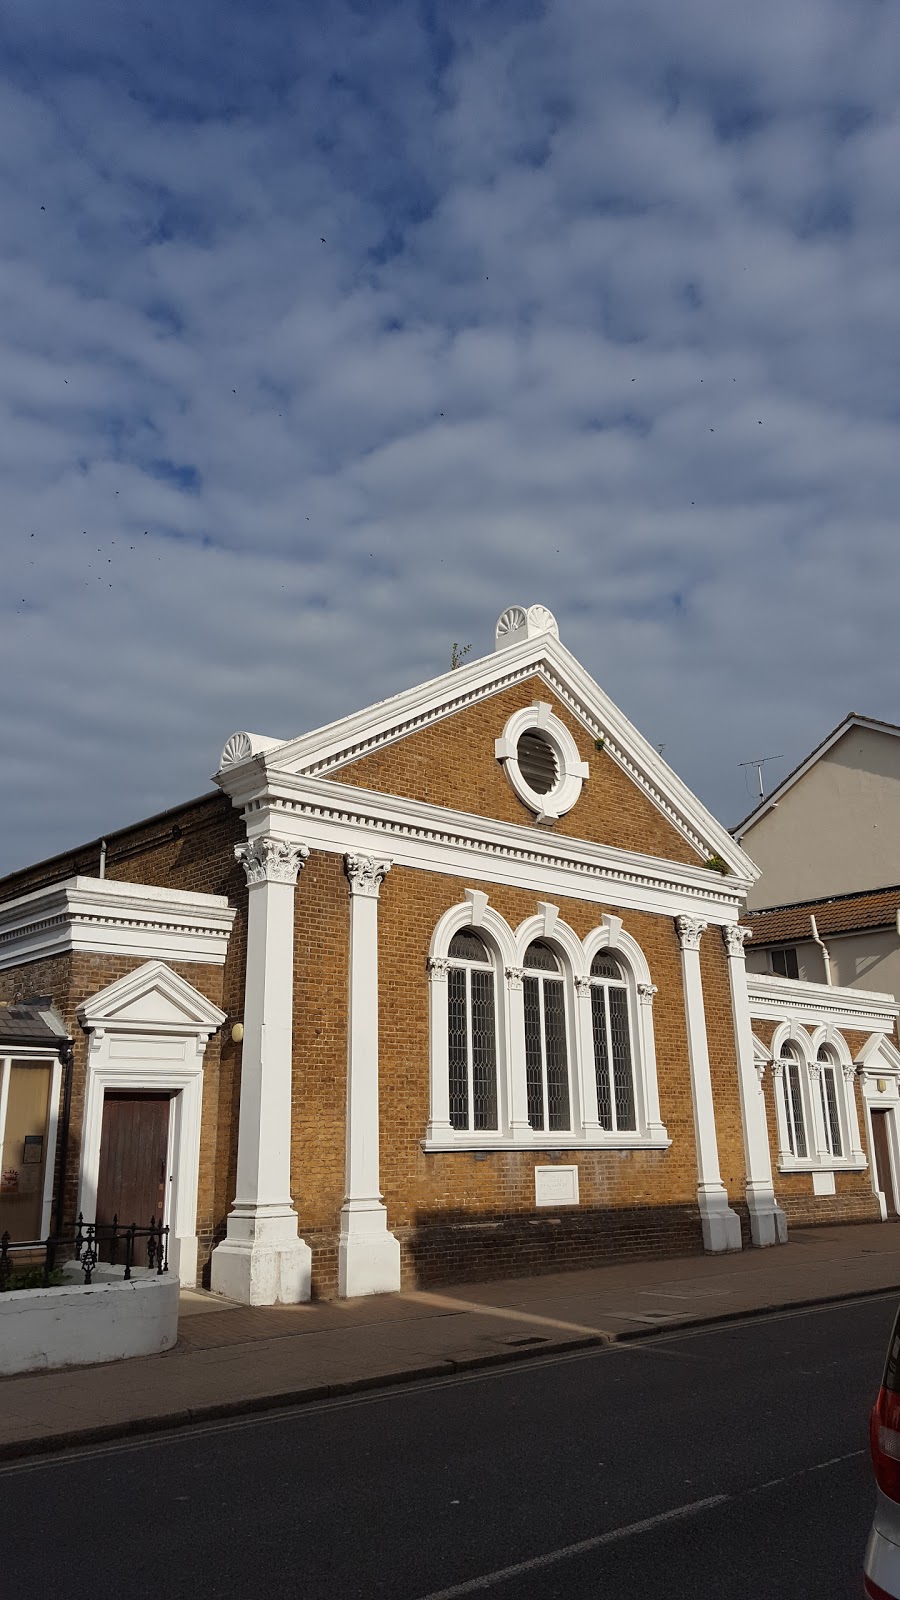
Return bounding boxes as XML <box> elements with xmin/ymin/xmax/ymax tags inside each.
<box><xmin>0</xmin><ymin>999</ymin><xmax>69</xmax><ymax>1048</ymax></box>
<box><xmin>746</xmin><ymin>886</ymin><xmax>900</xmax><ymax>945</ymax></box>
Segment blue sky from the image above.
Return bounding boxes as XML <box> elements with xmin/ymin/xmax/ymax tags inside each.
<box><xmin>3</xmin><ymin>0</ymin><xmax>900</xmax><ymax>873</ymax></box>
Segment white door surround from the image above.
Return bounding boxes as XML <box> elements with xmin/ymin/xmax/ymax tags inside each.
<box><xmin>77</xmin><ymin>962</ymin><xmax>226</xmax><ymax>1285</ymax></box>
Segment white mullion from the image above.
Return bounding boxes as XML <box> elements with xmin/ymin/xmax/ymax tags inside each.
<box><xmin>465</xmin><ymin>964</ymin><xmax>475</xmax><ymax>1135</ymax></box>
<box><xmin>538</xmin><ymin>977</ymin><xmax>549</xmax><ymax>1132</ymax></box>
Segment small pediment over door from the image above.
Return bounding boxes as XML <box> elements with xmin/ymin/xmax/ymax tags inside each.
<box><xmin>78</xmin><ymin>960</ymin><xmax>226</xmax><ymax>1037</ymax></box>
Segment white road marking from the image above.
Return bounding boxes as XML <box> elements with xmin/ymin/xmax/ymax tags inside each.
<box><xmin>412</xmin><ymin>1448</ymin><xmax>872</xmax><ymax>1600</ymax></box>
<box><xmin>412</xmin><ymin>1496</ymin><xmax>730</xmax><ymax>1599</ymax></box>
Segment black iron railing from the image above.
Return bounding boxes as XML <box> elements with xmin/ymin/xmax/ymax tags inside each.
<box><xmin>0</xmin><ymin>1215</ymin><xmax>169</xmax><ymax>1291</ymax></box>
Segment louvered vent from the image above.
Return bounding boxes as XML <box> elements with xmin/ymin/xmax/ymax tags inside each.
<box><xmin>516</xmin><ymin>732</ymin><xmax>558</xmax><ymax>795</ymax></box>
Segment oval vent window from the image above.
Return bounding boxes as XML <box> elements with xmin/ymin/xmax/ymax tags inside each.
<box><xmin>516</xmin><ymin>731</ymin><xmax>558</xmax><ymax>795</ymax></box>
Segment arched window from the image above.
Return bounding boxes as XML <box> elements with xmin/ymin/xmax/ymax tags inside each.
<box><xmin>523</xmin><ymin>940</ymin><xmax>571</xmax><ymax>1132</ymax></box>
<box><xmin>447</xmin><ymin>930</ymin><xmax>498</xmax><ymax>1132</ymax></box>
<box><xmin>816</xmin><ymin>1046</ymin><xmax>843</xmax><ymax>1158</ymax></box>
<box><xmin>590</xmin><ymin>952</ymin><xmax>636</xmax><ymax>1133</ymax></box>
<box><xmin>780</xmin><ymin>1042</ymin><xmax>807</xmax><ymax>1158</ymax></box>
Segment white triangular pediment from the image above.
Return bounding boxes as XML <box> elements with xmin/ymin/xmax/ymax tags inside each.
<box><xmin>857</xmin><ymin>1032</ymin><xmax>900</xmax><ymax>1073</ymax></box>
<box><xmin>78</xmin><ymin>960</ymin><xmax>226</xmax><ymax>1035</ymax></box>
<box><xmin>216</xmin><ymin>619</ymin><xmax>756</xmax><ymax>880</ymax></box>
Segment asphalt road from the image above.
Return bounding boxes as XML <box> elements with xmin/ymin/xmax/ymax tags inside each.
<box><xmin>3</xmin><ymin>1295</ymin><xmax>895</xmax><ymax>1599</ymax></box>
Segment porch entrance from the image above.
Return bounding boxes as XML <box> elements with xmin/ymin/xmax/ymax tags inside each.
<box><xmin>95</xmin><ymin>1092</ymin><xmax>171</xmax><ymax>1248</ymax></box>
<box><xmin>871</xmin><ymin>1109</ymin><xmax>898</xmax><ymax>1219</ymax></box>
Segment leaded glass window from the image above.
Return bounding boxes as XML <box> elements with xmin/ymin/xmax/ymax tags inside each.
<box><xmin>590</xmin><ymin>951</ymin><xmax>636</xmax><ymax>1132</ymax></box>
<box><xmin>523</xmin><ymin>941</ymin><xmax>571</xmax><ymax>1132</ymax></box>
<box><xmin>447</xmin><ymin>930</ymin><xmax>498</xmax><ymax>1132</ymax></box>
<box><xmin>780</xmin><ymin>1042</ymin><xmax>807</xmax><ymax>1158</ymax></box>
<box><xmin>817</xmin><ymin>1047</ymin><xmax>843</xmax><ymax>1158</ymax></box>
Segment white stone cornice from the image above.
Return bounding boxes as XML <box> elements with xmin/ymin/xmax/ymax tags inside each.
<box><xmin>747</xmin><ymin>973</ymin><xmax>900</xmax><ymax>1033</ymax></box>
<box><xmin>344</xmin><ymin>854</ymin><xmax>391</xmax><ymax>899</ymax></box>
<box><xmin>235</xmin><ymin>838</ymin><xmax>309</xmax><ymax>887</ymax></box>
<box><xmin>676</xmin><ymin>915</ymin><xmax>708</xmax><ymax>952</ymax></box>
<box><xmin>0</xmin><ymin>877</ymin><xmax>235</xmax><ymax>970</ymax></box>
<box><xmin>224</xmin><ymin>774</ymin><xmax>751</xmax><ymax>922</ymax></box>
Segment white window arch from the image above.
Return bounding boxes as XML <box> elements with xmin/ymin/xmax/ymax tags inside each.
<box><xmin>815</xmin><ymin>1044</ymin><xmax>843</xmax><ymax>1158</ymax></box>
<box><xmin>424</xmin><ymin>896</ymin><xmax>669</xmax><ymax>1152</ymax></box>
<box><xmin>581</xmin><ymin>922</ymin><xmax>667</xmax><ymax>1147</ymax></box>
<box><xmin>778</xmin><ymin>1039</ymin><xmax>808</xmax><ymax>1159</ymax></box>
<box><xmin>522</xmin><ymin>939</ymin><xmax>571</xmax><ymax>1133</ymax></box>
<box><xmin>446</xmin><ymin>929</ymin><xmax>499</xmax><ymax>1133</ymax></box>
<box><xmin>589</xmin><ymin>950</ymin><xmax>637</xmax><ymax>1134</ymax></box>
<box><xmin>769</xmin><ymin>1023</ymin><xmax>865</xmax><ymax>1173</ymax></box>
<box><xmin>426</xmin><ymin>892</ymin><xmax>516</xmax><ymax>1146</ymax></box>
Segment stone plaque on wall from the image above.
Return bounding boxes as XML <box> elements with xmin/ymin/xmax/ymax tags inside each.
<box><xmin>534</xmin><ymin>1165</ymin><xmax>580</xmax><ymax>1207</ymax></box>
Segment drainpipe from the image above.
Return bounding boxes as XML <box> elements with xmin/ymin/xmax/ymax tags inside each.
<box><xmin>98</xmin><ymin>838</ymin><xmax>107</xmax><ymax>879</ymax></box>
<box><xmin>810</xmin><ymin>915</ymin><xmax>833</xmax><ymax>986</ymax></box>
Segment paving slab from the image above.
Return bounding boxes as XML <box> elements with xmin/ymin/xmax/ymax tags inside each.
<box><xmin>1</xmin><ymin>1220</ymin><xmax>898</xmax><ymax>1462</ymax></box>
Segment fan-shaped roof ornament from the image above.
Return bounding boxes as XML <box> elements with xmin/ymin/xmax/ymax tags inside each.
<box><xmin>495</xmin><ymin>604</ymin><xmax>560</xmax><ymax>651</ymax></box>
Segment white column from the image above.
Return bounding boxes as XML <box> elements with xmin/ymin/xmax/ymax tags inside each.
<box><xmin>676</xmin><ymin>915</ymin><xmax>742</xmax><ymax>1253</ymax></box>
<box><xmin>575</xmin><ymin>976</ymin><xmax>603</xmax><ymax>1136</ymax></box>
<box><xmin>211</xmin><ymin>835</ymin><xmax>312</xmax><ymax>1305</ymax></box>
<box><xmin>722</xmin><ymin>925</ymin><xmax>787</xmax><ymax>1247</ymax></box>
<box><xmin>338</xmin><ymin>853</ymin><xmax>401</xmax><ymax>1297</ymax></box>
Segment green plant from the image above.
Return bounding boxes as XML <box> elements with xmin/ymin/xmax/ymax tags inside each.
<box><xmin>0</xmin><ymin>1267</ymin><xmax>65</xmax><ymax>1292</ymax></box>
<box><xmin>450</xmin><ymin>642</ymin><xmax>472</xmax><ymax>670</ymax></box>
<box><xmin>594</xmin><ymin>736</ymin><xmax>605</xmax><ymax>751</ymax></box>
<box><xmin>704</xmin><ymin>853</ymin><xmax>731</xmax><ymax>876</ymax></box>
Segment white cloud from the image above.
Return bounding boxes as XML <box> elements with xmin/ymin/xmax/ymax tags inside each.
<box><xmin>2</xmin><ymin>0</ymin><xmax>900</xmax><ymax>874</ymax></box>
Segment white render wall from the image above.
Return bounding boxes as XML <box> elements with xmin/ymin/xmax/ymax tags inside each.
<box><xmin>743</xmin><ymin>727</ymin><xmax>900</xmax><ymax>909</ymax></box>
<box><xmin>0</xmin><ymin>1273</ymin><xmax>179</xmax><ymax>1375</ymax></box>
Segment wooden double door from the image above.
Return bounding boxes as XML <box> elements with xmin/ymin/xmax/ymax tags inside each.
<box><xmin>95</xmin><ymin>1091</ymin><xmax>172</xmax><ymax>1242</ymax></box>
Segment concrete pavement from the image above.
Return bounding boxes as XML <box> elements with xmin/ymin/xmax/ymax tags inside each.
<box><xmin>1</xmin><ymin>1219</ymin><xmax>898</xmax><ymax>1461</ymax></box>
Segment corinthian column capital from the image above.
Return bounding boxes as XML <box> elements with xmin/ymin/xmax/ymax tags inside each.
<box><xmin>344</xmin><ymin>854</ymin><xmax>392</xmax><ymax>899</ymax></box>
<box><xmin>676</xmin><ymin>914</ymin><xmax>708</xmax><ymax>952</ymax></box>
<box><xmin>235</xmin><ymin>837</ymin><xmax>309</xmax><ymax>886</ymax></box>
<box><xmin>722</xmin><ymin>924</ymin><xmax>753</xmax><ymax>960</ymax></box>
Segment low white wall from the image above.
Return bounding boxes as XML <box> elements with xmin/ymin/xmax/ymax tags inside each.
<box><xmin>0</xmin><ymin>1273</ymin><xmax>179</xmax><ymax>1375</ymax></box>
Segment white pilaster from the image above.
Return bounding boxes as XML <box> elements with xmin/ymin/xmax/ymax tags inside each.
<box><xmin>807</xmin><ymin>1056</ymin><xmax>832</xmax><ymax>1161</ymax></box>
<box><xmin>504</xmin><ymin>966</ymin><xmax>533</xmax><ymax>1136</ymax></box>
<box><xmin>338</xmin><ymin>854</ymin><xmax>401</xmax><ymax>1297</ymax></box>
<box><xmin>722</xmin><ymin>925</ymin><xmax>787</xmax><ymax>1247</ymax></box>
<box><xmin>676</xmin><ymin>915</ymin><xmax>742</xmax><ymax>1253</ymax></box>
<box><xmin>574</xmin><ymin>976</ymin><xmax>603</xmax><ymax>1136</ymax></box>
<box><xmin>636</xmin><ymin>983</ymin><xmax>667</xmax><ymax>1141</ymax></box>
<box><xmin>844</xmin><ymin>1062</ymin><xmax>866</xmax><ymax>1163</ymax></box>
<box><xmin>211</xmin><ymin>836</ymin><xmax>312</xmax><ymax>1305</ymax></box>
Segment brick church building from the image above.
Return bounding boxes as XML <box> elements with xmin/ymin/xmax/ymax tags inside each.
<box><xmin>2</xmin><ymin>605</ymin><xmax>898</xmax><ymax>1303</ymax></box>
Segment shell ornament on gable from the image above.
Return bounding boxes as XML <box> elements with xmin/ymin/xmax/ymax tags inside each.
<box><xmin>527</xmin><ymin>604</ymin><xmax>559</xmax><ymax>637</ymax></box>
<box><xmin>220</xmin><ymin>732</ymin><xmax>254</xmax><ymax>769</ymax></box>
<box><xmin>495</xmin><ymin>606</ymin><xmax>528</xmax><ymax>641</ymax></box>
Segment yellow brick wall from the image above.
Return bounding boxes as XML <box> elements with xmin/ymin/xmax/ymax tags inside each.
<box><xmin>332</xmin><ymin>677</ymin><xmax>704</xmax><ymax>866</ymax></box>
<box><xmin>290</xmin><ymin>862</ymin><xmax>753</xmax><ymax>1292</ymax></box>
